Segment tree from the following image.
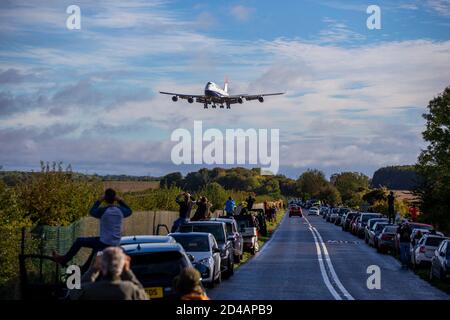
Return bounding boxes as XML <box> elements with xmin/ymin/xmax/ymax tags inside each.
<box><xmin>296</xmin><ymin>169</ymin><xmax>328</xmax><ymax>199</ymax></box>
<box><xmin>415</xmin><ymin>86</ymin><xmax>450</xmax><ymax>233</ymax></box>
<box><xmin>362</xmin><ymin>188</ymin><xmax>387</xmax><ymax>205</ymax></box>
<box><xmin>198</xmin><ymin>182</ymin><xmax>228</xmax><ymax>212</ymax></box>
<box><xmin>160</xmin><ymin>172</ymin><xmax>183</xmax><ymax>188</ymax></box>
<box><xmin>318</xmin><ymin>184</ymin><xmax>341</xmax><ymax>206</ymax></box>
<box><xmin>330</xmin><ymin>172</ymin><xmax>369</xmax><ymax>203</ymax></box>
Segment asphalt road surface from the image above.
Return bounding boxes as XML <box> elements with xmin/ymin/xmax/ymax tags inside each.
<box><xmin>209</xmin><ymin>210</ymin><xmax>450</xmax><ymax>300</ymax></box>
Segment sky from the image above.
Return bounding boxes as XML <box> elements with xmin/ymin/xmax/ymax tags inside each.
<box><xmin>0</xmin><ymin>0</ymin><xmax>449</xmax><ymax>179</ymax></box>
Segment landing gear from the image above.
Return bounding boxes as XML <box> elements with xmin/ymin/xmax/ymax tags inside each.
<box><xmin>204</xmin><ymin>103</ymin><xmax>208</xmax><ymax>109</ymax></box>
<box><xmin>219</xmin><ymin>105</ymin><xmax>224</xmax><ymax>109</ymax></box>
<box><xmin>212</xmin><ymin>104</ymin><xmax>217</xmax><ymax>109</ymax></box>
<box><xmin>226</xmin><ymin>103</ymin><xmax>231</xmax><ymax>109</ymax></box>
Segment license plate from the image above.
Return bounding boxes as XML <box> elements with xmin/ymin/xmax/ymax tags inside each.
<box><xmin>145</xmin><ymin>287</ymin><xmax>163</xmax><ymax>299</ymax></box>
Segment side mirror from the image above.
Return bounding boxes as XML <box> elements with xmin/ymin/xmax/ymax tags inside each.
<box><xmin>187</xmin><ymin>254</ymin><xmax>195</xmax><ymax>262</ymax></box>
<box><xmin>213</xmin><ymin>247</ymin><xmax>221</xmax><ymax>253</ymax></box>
<box><xmin>227</xmin><ymin>236</ymin><xmax>235</xmax><ymax>241</ymax></box>
<box><xmin>439</xmin><ymin>251</ymin><xmax>445</xmax><ymax>257</ymax></box>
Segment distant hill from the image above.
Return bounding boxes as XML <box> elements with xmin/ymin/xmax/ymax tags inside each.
<box><xmin>371</xmin><ymin>165</ymin><xmax>420</xmax><ymax>190</ymax></box>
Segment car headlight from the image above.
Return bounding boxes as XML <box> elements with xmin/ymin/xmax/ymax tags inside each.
<box><xmin>198</xmin><ymin>257</ymin><xmax>213</xmax><ymax>266</ymax></box>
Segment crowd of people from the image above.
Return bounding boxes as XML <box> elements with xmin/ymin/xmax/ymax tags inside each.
<box><xmin>50</xmin><ymin>188</ymin><xmax>283</xmax><ymax>300</ymax></box>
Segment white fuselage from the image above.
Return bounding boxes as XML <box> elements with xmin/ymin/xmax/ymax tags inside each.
<box><xmin>205</xmin><ymin>82</ymin><xmax>228</xmax><ymax>98</ymax></box>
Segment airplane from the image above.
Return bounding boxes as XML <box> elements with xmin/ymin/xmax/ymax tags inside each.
<box><xmin>159</xmin><ymin>80</ymin><xmax>284</xmax><ymax>109</ymax></box>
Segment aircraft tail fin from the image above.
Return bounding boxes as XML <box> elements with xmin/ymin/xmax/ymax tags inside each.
<box><xmin>224</xmin><ymin>77</ymin><xmax>228</xmax><ymax>93</ymax></box>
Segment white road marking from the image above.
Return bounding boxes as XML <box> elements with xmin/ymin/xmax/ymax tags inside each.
<box><xmin>308</xmin><ymin>225</ymin><xmax>342</xmax><ymax>300</ymax></box>
<box><xmin>304</xmin><ymin>215</ymin><xmax>355</xmax><ymax>300</ymax></box>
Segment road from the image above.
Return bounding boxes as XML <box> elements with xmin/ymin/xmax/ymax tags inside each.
<box><xmin>209</xmin><ymin>210</ymin><xmax>449</xmax><ymax>300</ymax></box>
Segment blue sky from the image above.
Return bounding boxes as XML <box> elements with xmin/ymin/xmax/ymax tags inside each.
<box><xmin>0</xmin><ymin>0</ymin><xmax>449</xmax><ymax>178</ymax></box>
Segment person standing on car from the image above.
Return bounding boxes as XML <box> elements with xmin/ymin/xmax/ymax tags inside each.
<box><xmin>52</xmin><ymin>188</ymin><xmax>132</xmax><ymax>271</ymax></box>
<box><xmin>397</xmin><ymin>223</ymin><xmax>411</xmax><ymax>268</ymax></box>
<box><xmin>174</xmin><ymin>267</ymin><xmax>209</xmax><ymax>300</ymax></box>
<box><xmin>225</xmin><ymin>197</ymin><xmax>235</xmax><ymax>216</ymax></box>
<box><xmin>246</xmin><ymin>194</ymin><xmax>255</xmax><ymax>211</ymax></box>
<box><xmin>171</xmin><ymin>192</ymin><xmax>196</xmax><ymax>232</ymax></box>
<box><xmin>72</xmin><ymin>247</ymin><xmax>148</xmax><ymax>300</ymax></box>
<box><xmin>387</xmin><ymin>191</ymin><xmax>395</xmax><ymax>224</ymax></box>
<box><xmin>191</xmin><ymin>196</ymin><xmax>209</xmax><ymax>221</ymax></box>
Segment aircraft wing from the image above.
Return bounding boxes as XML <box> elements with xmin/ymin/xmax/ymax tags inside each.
<box><xmin>159</xmin><ymin>91</ymin><xmax>205</xmax><ymax>100</ymax></box>
<box><xmin>229</xmin><ymin>92</ymin><xmax>285</xmax><ymax>101</ymax></box>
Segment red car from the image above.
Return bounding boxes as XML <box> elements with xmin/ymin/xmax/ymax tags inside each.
<box><xmin>289</xmin><ymin>205</ymin><xmax>303</xmax><ymax>217</ymax></box>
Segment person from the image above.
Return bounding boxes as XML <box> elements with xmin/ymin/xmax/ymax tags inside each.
<box><xmin>409</xmin><ymin>205</ymin><xmax>418</xmax><ymax>222</ymax></box>
<box><xmin>171</xmin><ymin>192</ymin><xmax>196</xmax><ymax>232</ymax></box>
<box><xmin>71</xmin><ymin>247</ymin><xmax>148</xmax><ymax>300</ymax></box>
<box><xmin>225</xmin><ymin>197</ymin><xmax>236</xmax><ymax>216</ymax></box>
<box><xmin>397</xmin><ymin>223</ymin><xmax>411</xmax><ymax>268</ymax></box>
<box><xmin>52</xmin><ymin>188</ymin><xmax>132</xmax><ymax>271</ymax></box>
<box><xmin>235</xmin><ymin>201</ymin><xmax>248</xmax><ymax>216</ymax></box>
<box><xmin>191</xmin><ymin>196</ymin><xmax>209</xmax><ymax>221</ymax></box>
<box><xmin>246</xmin><ymin>195</ymin><xmax>255</xmax><ymax>211</ymax></box>
<box><xmin>387</xmin><ymin>191</ymin><xmax>395</xmax><ymax>224</ymax></box>
<box><xmin>174</xmin><ymin>267</ymin><xmax>209</xmax><ymax>300</ymax></box>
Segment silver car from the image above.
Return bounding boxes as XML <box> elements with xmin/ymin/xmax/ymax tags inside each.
<box><xmin>411</xmin><ymin>234</ymin><xmax>446</xmax><ymax>268</ymax></box>
<box><xmin>170</xmin><ymin>232</ymin><xmax>222</xmax><ymax>288</ymax></box>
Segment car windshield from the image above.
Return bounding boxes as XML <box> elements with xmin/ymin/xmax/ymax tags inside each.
<box><xmin>130</xmin><ymin>251</ymin><xmax>187</xmax><ymax>280</ymax></box>
<box><xmin>425</xmin><ymin>237</ymin><xmax>444</xmax><ymax>247</ymax></box>
<box><xmin>179</xmin><ymin>224</ymin><xmax>225</xmax><ymax>243</ymax></box>
<box><xmin>172</xmin><ymin>235</ymin><xmax>210</xmax><ymax>252</ymax></box>
<box><xmin>375</xmin><ymin>223</ymin><xmax>388</xmax><ymax>232</ymax></box>
<box><xmin>410</xmin><ymin>224</ymin><xmax>433</xmax><ymax>231</ymax></box>
<box><xmin>362</xmin><ymin>214</ymin><xmax>381</xmax><ymax>223</ymax></box>
<box><xmin>383</xmin><ymin>226</ymin><xmax>397</xmax><ymax>233</ymax></box>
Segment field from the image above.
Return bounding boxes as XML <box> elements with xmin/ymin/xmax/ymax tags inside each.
<box><xmin>103</xmin><ymin>180</ymin><xmax>160</xmax><ymax>192</ymax></box>
<box><xmin>392</xmin><ymin>190</ymin><xmax>417</xmax><ymax>203</ymax></box>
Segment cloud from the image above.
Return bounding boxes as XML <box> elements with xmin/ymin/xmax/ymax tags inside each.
<box><xmin>425</xmin><ymin>0</ymin><xmax>450</xmax><ymax>17</ymax></box>
<box><xmin>230</xmin><ymin>5</ymin><xmax>254</xmax><ymax>22</ymax></box>
<box><xmin>317</xmin><ymin>18</ymin><xmax>365</xmax><ymax>44</ymax></box>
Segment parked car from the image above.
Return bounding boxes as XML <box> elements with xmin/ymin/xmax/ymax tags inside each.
<box><xmin>289</xmin><ymin>205</ymin><xmax>303</xmax><ymax>217</ymax></box>
<box><xmin>410</xmin><ymin>228</ymin><xmax>444</xmax><ymax>247</ymax></box>
<box><xmin>364</xmin><ymin>218</ymin><xmax>388</xmax><ymax>243</ymax></box>
<box><xmin>169</xmin><ymin>232</ymin><xmax>222</xmax><ymax>288</ymax></box>
<box><xmin>351</xmin><ymin>216</ymin><xmax>361</xmax><ymax>235</ymax></box>
<box><xmin>308</xmin><ymin>207</ymin><xmax>320</xmax><ymax>216</ymax></box>
<box><xmin>234</xmin><ymin>214</ymin><xmax>260</xmax><ymax>255</ymax></box>
<box><xmin>320</xmin><ymin>206</ymin><xmax>329</xmax><ymax>216</ymax></box>
<box><xmin>367</xmin><ymin>222</ymin><xmax>390</xmax><ymax>247</ymax></box>
<box><xmin>395</xmin><ymin>222</ymin><xmax>434</xmax><ymax>254</ymax></box>
<box><xmin>342</xmin><ymin>212</ymin><xmax>359</xmax><ymax>232</ymax></box>
<box><xmin>210</xmin><ymin>217</ymin><xmax>244</xmax><ymax>262</ymax></box>
<box><xmin>122</xmin><ymin>243</ymin><xmax>193</xmax><ymax>300</ymax></box>
<box><xmin>411</xmin><ymin>234</ymin><xmax>446</xmax><ymax>268</ymax></box>
<box><xmin>120</xmin><ymin>235</ymin><xmax>176</xmax><ymax>246</ymax></box>
<box><xmin>376</xmin><ymin>225</ymin><xmax>398</xmax><ymax>253</ymax></box>
<box><xmin>430</xmin><ymin>239</ymin><xmax>450</xmax><ymax>281</ymax></box>
<box><xmin>178</xmin><ymin>221</ymin><xmax>235</xmax><ymax>279</ymax></box>
<box><xmin>327</xmin><ymin>208</ymin><xmax>339</xmax><ymax>223</ymax></box>
<box><xmin>356</xmin><ymin>213</ymin><xmax>382</xmax><ymax>238</ymax></box>
<box><xmin>335</xmin><ymin>208</ymin><xmax>351</xmax><ymax>226</ymax></box>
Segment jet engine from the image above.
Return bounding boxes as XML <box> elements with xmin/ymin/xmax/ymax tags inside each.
<box><xmin>172</xmin><ymin>96</ymin><xmax>178</xmax><ymax>102</ymax></box>
<box><xmin>237</xmin><ymin>97</ymin><xmax>243</xmax><ymax>104</ymax></box>
<box><xmin>187</xmin><ymin>97</ymin><xmax>194</xmax><ymax>103</ymax></box>
<box><xmin>258</xmin><ymin>96</ymin><xmax>264</xmax><ymax>103</ymax></box>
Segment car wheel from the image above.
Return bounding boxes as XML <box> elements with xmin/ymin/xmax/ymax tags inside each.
<box><xmin>206</xmin><ymin>271</ymin><xmax>216</xmax><ymax>289</ymax></box>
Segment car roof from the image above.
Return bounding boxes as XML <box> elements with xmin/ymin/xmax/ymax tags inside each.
<box><xmin>121</xmin><ymin>242</ymin><xmax>185</xmax><ymax>254</ymax></box>
<box><xmin>210</xmin><ymin>218</ymin><xmax>235</xmax><ymax>224</ymax></box>
<box><xmin>169</xmin><ymin>232</ymin><xmax>211</xmax><ymax>238</ymax></box>
<box><xmin>120</xmin><ymin>235</ymin><xmax>175</xmax><ymax>244</ymax></box>
<box><xmin>184</xmin><ymin>221</ymin><xmax>225</xmax><ymax>225</ymax></box>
